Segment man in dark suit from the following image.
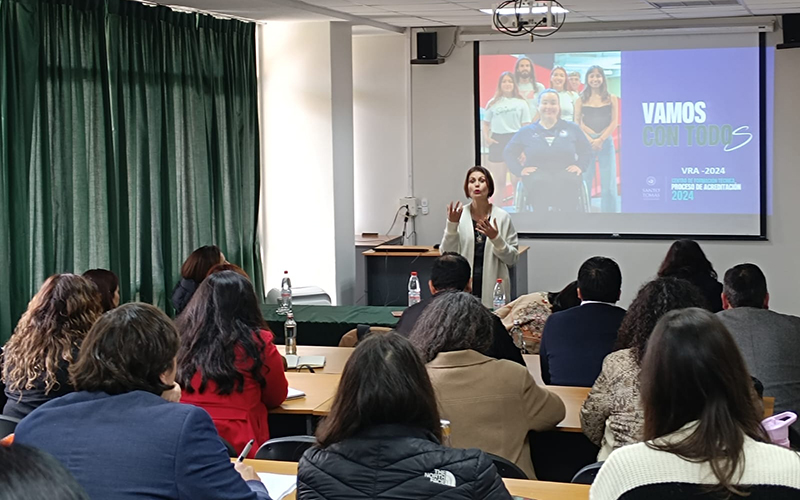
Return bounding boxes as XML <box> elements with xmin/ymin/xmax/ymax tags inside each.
<box><xmin>539</xmin><ymin>256</ymin><xmax>625</xmax><ymax>387</ymax></box>
<box><xmin>717</xmin><ymin>263</ymin><xmax>800</xmax><ymax>430</ymax></box>
<box><xmin>395</xmin><ymin>252</ymin><xmax>524</xmax><ymax>366</ymax></box>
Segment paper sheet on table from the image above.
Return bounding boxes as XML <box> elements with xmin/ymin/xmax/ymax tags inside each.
<box><xmin>257</xmin><ymin>473</ymin><xmax>297</xmax><ymax>500</ymax></box>
<box><xmin>286</xmin><ymin>387</ymin><xmax>305</xmax><ymax>400</ymax></box>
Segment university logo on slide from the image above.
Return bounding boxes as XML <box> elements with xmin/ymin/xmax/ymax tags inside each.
<box><xmin>642</xmin><ymin>176</ymin><xmax>661</xmax><ymax>201</ymax></box>
<box><xmin>424</xmin><ymin>469</ymin><xmax>456</xmax><ymax>487</ymax></box>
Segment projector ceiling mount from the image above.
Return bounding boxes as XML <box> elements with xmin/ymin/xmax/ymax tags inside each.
<box><xmin>491</xmin><ymin>0</ymin><xmax>567</xmax><ymax>39</ymax></box>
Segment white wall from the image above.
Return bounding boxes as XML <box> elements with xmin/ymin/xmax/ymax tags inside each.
<box><xmin>409</xmin><ymin>30</ymin><xmax>800</xmax><ymax>313</ymax></box>
<box><xmin>257</xmin><ymin>21</ymin><xmax>355</xmax><ymax>304</ymax></box>
<box><xmin>352</xmin><ymin>34</ymin><xmax>411</xmax><ymax>236</ymax></box>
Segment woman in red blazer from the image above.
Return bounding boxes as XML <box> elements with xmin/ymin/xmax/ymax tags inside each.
<box><xmin>176</xmin><ymin>271</ymin><xmax>288</xmax><ymax>458</ymax></box>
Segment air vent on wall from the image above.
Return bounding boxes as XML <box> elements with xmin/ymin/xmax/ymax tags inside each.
<box><xmin>648</xmin><ymin>0</ymin><xmax>741</xmax><ymax>7</ymax></box>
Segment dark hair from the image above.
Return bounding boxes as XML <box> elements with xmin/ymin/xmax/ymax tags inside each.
<box><xmin>616</xmin><ymin>277</ymin><xmax>708</xmax><ymax>365</ymax></box>
<box><xmin>463</xmin><ymin>166</ymin><xmax>495</xmax><ymax>199</ymax></box>
<box><xmin>642</xmin><ymin>308</ymin><xmax>770</xmax><ymax>496</ymax></box>
<box><xmin>657</xmin><ymin>239</ymin><xmax>718</xmax><ymax>281</ymax></box>
<box><xmin>70</xmin><ymin>303</ymin><xmax>179</xmax><ymax>395</ymax></box>
<box><xmin>577</xmin><ymin>256</ymin><xmax>621</xmax><ymax>303</ymax></box>
<box><xmin>82</xmin><ymin>269</ymin><xmax>120</xmax><ymax>312</ymax></box>
<box><xmin>180</xmin><ymin>245</ymin><xmax>224</xmax><ymax>283</ymax></box>
<box><xmin>206</xmin><ymin>262</ymin><xmax>249</xmax><ymax>279</ymax></box>
<box><xmin>0</xmin><ymin>444</ymin><xmax>89</xmax><ymax>500</ymax></box>
<box><xmin>723</xmin><ymin>264</ymin><xmax>768</xmax><ymax>309</ymax></box>
<box><xmin>409</xmin><ymin>291</ymin><xmax>493</xmax><ymax>363</ymax></box>
<box><xmin>177</xmin><ymin>271</ymin><xmax>268</xmax><ymax>395</ymax></box>
<box><xmin>580</xmin><ymin>65</ymin><xmax>610</xmax><ymax>103</ymax></box>
<box><xmin>315</xmin><ymin>332</ymin><xmax>442</xmax><ymax>447</ymax></box>
<box><xmin>431</xmin><ymin>253</ymin><xmax>471</xmax><ymax>292</ymax></box>
<box><xmin>514</xmin><ymin>56</ymin><xmax>537</xmax><ymax>85</ymax></box>
<box><xmin>548</xmin><ymin>281</ymin><xmax>581</xmax><ymax>313</ymax></box>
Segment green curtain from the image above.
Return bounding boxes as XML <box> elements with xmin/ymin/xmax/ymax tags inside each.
<box><xmin>0</xmin><ymin>0</ymin><xmax>264</xmax><ymax>342</ymax></box>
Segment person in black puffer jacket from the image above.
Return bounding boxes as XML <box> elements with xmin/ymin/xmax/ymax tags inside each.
<box><xmin>171</xmin><ymin>245</ymin><xmax>224</xmax><ymax>315</ymax></box>
<box><xmin>297</xmin><ymin>332</ymin><xmax>512</xmax><ymax>500</ymax></box>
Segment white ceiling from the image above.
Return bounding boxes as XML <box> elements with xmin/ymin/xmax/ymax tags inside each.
<box><xmin>159</xmin><ymin>0</ymin><xmax>800</xmax><ymax>27</ymax></box>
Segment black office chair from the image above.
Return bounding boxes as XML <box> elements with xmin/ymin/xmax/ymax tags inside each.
<box><xmin>484</xmin><ymin>452</ymin><xmax>528</xmax><ymax>480</ymax></box>
<box><xmin>571</xmin><ymin>461</ymin><xmax>604</xmax><ymax>484</ymax></box>
<box><xmin>0</xmin><ymin>415</ymin><xmax>20</xmax><ymax>439</ymax></box>
<box><xmin>221</xmin><ymin>438</ymin><xmax>238</xmax><ymax>458</ymax></box>
<box><xmin>254</xmin><ymin>435</ymin><xmax>316</xmax><ymax>462</ymax></box>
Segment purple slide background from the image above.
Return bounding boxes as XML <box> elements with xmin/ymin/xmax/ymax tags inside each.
<box><xmin>620</xmin><ymin>47</ymin><xmax>761</xmax><ymax>214</ymax></box>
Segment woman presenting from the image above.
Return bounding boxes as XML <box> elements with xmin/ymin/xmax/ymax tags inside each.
<box><xmin>574</xmin><ymin>65</ymin><xmax>620</xmax><ymax>213</ymax></box>
<box><xmin>441</xmin><ymin>166</ymin><xmax>519</xmax><ymax>308</ymax></box>
<box><xmin>504</xmin><ymin>89</ymin><xmax>593</xmax><ymax>212</ymax></box>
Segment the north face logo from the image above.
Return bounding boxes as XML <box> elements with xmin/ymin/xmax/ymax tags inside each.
<box><xmin>424</xmin><ymin>469</ymin><xmax>456</xmax><ymax>487</ymax></box>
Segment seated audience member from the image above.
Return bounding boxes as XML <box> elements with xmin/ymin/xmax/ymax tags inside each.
<box><xmin>82</xmin><ymin>268</ymin><xmax>120</xmax><ymax>312</ymax></box>
<box><xmin>591</xmin><ymin>308</ymin><xmax>800</xmax><ymax>500</ymax></box>
<box><xmin>207</xmin><ymin>262</ymin><xmax>250</xmax><ymax>278</ymax></box>
<box><xmin>410</xmin><ymin>292</ymin><xmax>565</xmax><ymax>479</ymax></box>
<box><xmin>14</xmin><ymin>303</ymin><xmax>270</xmax><ymax>500</ymax></box>
<box><xmin>495</xmin><ymin>281</ymin><xmax>580</xmax><ymax>354</ymax></box>
<box><xmin>539</xmin><ymin>257</ymin><xmax>626</xmax><ymax>387</ymax></box>
<box><xmin>3</xmin><ymin>274</ymin><xmax>102</xmax><ymax>419</ymax></box>
<box><xmin>395</xmin><ymin>252</ymin><xmax>524</xmax><ymax>365</ymax></box>
<box><xmin>0</xmin><ymin>443</ymin><xmax>89</xmax><ymax>500</ymax></box>
<box><xmin>171</xmin><ymin>245</ymin><xmax>225</xmax><ymax>315</ymax></box>
<box><xmin>298</xmin><ymin>332</ymin><xmax>512</xmax><ymax>500</ymax></box>
<box><xmin>581</xmin><ymin>277</ymin><xmax>707</xmax><ymax>460</ymax></box>
<box><xmin>177</xmin><ymin>271</ymin><xmax>288</xmax><ymax>458</ymax></box>
<box><xmin>718</xmin><ymin>263</ymin><xmax>800</xmax><ymax>429</ymax></box>
<box><xmin>657</xmin><ymin>239</ymin><xmax>723</xmax><ymax>312</ymax></box>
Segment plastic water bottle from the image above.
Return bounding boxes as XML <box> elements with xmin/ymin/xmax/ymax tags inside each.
<box><xmin>408</xmin><ymin>272</ymin><xmax>421</xmax><ymax>306</ymax></box>
<box><xmin>284</xmin><ymin>311</ymin><xmax>297</xmax><ymax>355</ymax></box>
<box><xmin>493</xmin><ymin>279</ymin><xmax>506</xmax><ymax>311</ymax></box>
<box><xmin>278</xmin><ymin>270</ymin><xmax>292</xmax><ymax>315</ymax></box>
<box><xmin>512</xmin><ymin>319</ymin><xmax>526</xmax><ymax>352</ymax></box>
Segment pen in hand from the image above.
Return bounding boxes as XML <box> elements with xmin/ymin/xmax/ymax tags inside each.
<box><xmin>237</xmin><ymin>439</ymin><xmax>255</xmax><ymax>462</ymax></box>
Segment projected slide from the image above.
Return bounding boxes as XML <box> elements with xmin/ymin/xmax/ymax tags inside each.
<box><xmin>478</xmin><ymin>43</ymin><xmax>765</xmax><ymax>237</ymax></box>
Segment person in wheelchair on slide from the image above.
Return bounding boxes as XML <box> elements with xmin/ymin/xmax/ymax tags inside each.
<box><xmin>503</xmin><ymin>89</ymin><xmax>593</xmax><ymax>213</ymax></box>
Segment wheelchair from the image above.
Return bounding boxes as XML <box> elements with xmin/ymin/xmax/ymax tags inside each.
<box><xmin>514</xmin><ymin>177</ymin><xmax>591</xmax><ymax>213</ymax></box>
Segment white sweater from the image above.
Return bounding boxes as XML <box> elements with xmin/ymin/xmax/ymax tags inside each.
<box><xmin>440</xmin><ymin>203</ymin><xmax>519</xmax><ymax>308</ymax></box>
<box><xmin>591</xmin><ymin>425</ymin><xmax>800</xmax><ymax>500</ymax></box>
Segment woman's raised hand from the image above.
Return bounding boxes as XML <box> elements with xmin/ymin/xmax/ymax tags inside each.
<box><xmin>476</xmin><ymin>217</ymin><xmax>499</xmax><ymax>240</ymax></box>
<box><xmin>446</xmin><ymin>201</ymin><xmax>463</xmax><ymax>223</ymax></box>
<box><xmin>566</xmin><ymin>165</ymin><xmax>582</xmax><ymax>176</ymax></box>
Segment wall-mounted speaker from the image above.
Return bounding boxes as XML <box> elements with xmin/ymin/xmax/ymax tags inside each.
<box><xmin>411</xmin><ymin>32</ymin><xmax>445</xmax><ymax>65</ymax></box>
<box><xmin>778</xmin><ymin>14</ymin><xmax>800</xmax><ymax>49</ymax></box>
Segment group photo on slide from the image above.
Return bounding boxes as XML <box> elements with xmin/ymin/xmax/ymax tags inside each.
<box><xmin>479</xmin><ymin>52</ymin><xmax>622</xmax><ymax>214</ymax></box>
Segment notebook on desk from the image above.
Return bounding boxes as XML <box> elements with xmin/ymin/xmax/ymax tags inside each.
<box><xmin>285</xmin><ymin>355</ymin><xmax>326</xmax><ymax>370</ymax></box>
<box><xmin>258</xmin><ymin>473</ymin><xmax>296</xmax><ymax>500</ymax></box>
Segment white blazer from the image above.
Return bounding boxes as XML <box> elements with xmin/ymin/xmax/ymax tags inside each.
<box><xmin>440</xmin><ymin>203</ymin><xmax>520</xmax><ymax>307</ymax></box>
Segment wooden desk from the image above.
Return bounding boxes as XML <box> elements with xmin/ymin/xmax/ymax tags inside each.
<box><xmin>276</xmin><ymin>345</ymin><xmax>353</xmax><ymax>374</ymax></box>
<box><xmin>355</xmin><ymin>234</ymin><xmax>402</xmax><ymax>306</ymax></box>
<box><xmin>273</xmin><ymin>373</ymin><xmax>340</xmax><ymax>416</ymax></box>
<box><xmin>242</xmin><ymin>459</ymin><xmax>590</xmax><ymax>500</ymax></box>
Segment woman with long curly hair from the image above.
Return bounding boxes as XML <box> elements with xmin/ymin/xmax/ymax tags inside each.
<box><xmin>2</xmin><ymin>274</ymin><xmax>102</xmax><ymax>418</ymax></box>
<box><xmin>580</xmin><ymin>277</ymin><xmax>707</xmax><ymax>461</ymax></box>
<box><xmin>176</xmin><ymin>271</ymin><xmax>288</xmax><ymax>458</ymax></box>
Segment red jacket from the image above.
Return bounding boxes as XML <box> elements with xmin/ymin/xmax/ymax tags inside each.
<box><xmin>181</xmin><ymin>329</ymin><xmax>288</xmax><ymax>458</ymax></box>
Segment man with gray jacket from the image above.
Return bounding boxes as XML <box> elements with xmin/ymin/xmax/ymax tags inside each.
<box><xmin>717</xmin><ymin>263</ymin><xmax>800</xmax><ymax>429</ymax></box>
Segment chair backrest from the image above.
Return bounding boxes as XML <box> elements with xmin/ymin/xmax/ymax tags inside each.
<box><xmin>484</xmin><ymin>452</ymin><xmax>528</xmax><ymax>480</ymax></box>
<box><xmin>571</xmin><ymin>461</ymin><xmax>604</xmax><ymax>484</ymax></box>
<box><xmin>221</xmin><ymin>438</ymin><xmax>237</xmax><ymax>458</ymax></box>
<box><xmin>338</xmin><ymin>326</ymin><xmax>392</xmax><ymax>347</ymax></box>
<box><xmin>254</xmin><ymin>435</ymin><xmax>317</xmax><ymax>462</ymax></box>
<box><xmin>0</xmin><ymin>415</ymin><xmax>20</xmax><ymax>439</ymax></box>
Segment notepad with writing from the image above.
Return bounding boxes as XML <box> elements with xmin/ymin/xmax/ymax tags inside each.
<box><xmin>284</xmin><ymin>355</ymin><xmax>326</xmax><ymax>369</ymax></box>
<box><xmin>257</xmin><ymin>473</ymin><xmax>296</xmax><ymax>500</ymax></box>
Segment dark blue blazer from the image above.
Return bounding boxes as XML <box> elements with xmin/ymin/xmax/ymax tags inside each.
<box><xmin>539</xmin><ymin>303</ymin><xmax>626</xmax><ymax>387</ymax></box>
<box><xmin>15</xmin><ymin>391</ymin><xmax>270</xmax><ymax>500</ymax></box>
